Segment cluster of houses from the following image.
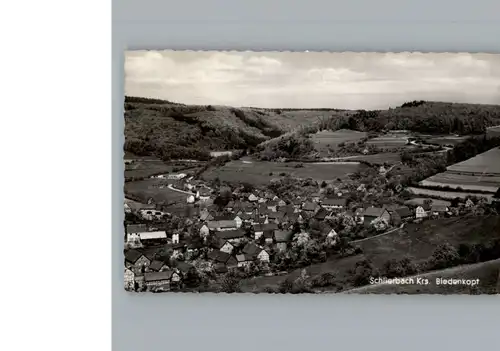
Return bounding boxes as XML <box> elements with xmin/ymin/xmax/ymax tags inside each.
<box><xmin>124</xmin><ymin>179</ymin><xmax>482</xmax><ymax>291</ymax></box>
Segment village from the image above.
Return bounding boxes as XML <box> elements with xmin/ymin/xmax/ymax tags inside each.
<box><xmin>123</xmin><ymin>162</ymin><xmax>500</xmax><ymax>293</ymax></box>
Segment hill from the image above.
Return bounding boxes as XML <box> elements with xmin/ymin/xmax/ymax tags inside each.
<box><xmin>124</xmin><ymin>96</ymin><xmax>333</xmax><ymax>161</ymax></box>
<box><xmin>255</xmin><ymin>101</ymin><xmax>500</xmax><ymax>160</ymax></box>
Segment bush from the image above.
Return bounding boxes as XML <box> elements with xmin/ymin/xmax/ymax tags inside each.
<box><xmin>278</xmin><ymin>278</ymin><xmax>293</xmax><ymax>293</ymax></box>
<box><xmin>382</xmin><ymin>256</ymin><xmax>419</xmax><ymax>278</ymax></box>
<box><xmin>219</xmin><ymin>273</ymin><xmax>242</xmax><ymax>293</ymax></box>
<box><xmin>426</xmin><ymin>243</ymin><xmax>460</xmax><ymax>270</ymax></box>
<box><xmin>352</xmin><ymin>259</ymin><xmax>379</xmax><ymax>287</ymax></box>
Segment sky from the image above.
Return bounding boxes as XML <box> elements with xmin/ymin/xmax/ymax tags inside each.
<box><xmin>125</xmin><ymin>51</ymin><xmax>500</xmax><ymax>110</ymax></box>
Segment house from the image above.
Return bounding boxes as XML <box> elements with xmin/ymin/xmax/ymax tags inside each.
<box><xmin>242</xmin><ymin>205</ymin><xmax>255</xmax><ymax>215</ymax></box>
<box><xmin>175</xmin><ymin>262</ymin><xmax>196</xmax><ymax>279</ymax></box>
<box><xmin>207</xmin><ymin>220</ymin><xmax>238</xmax><ymax>232</ymax></box>
<box><xmin>363</xmin><ymin>207</ymin><xmax>391</xmax><ymax>226</ymax></box>
<box><xmin>186</xmin><ymin>195</ymin><xmax>195</xmax><ymax>204</ymax></box>
<box><xmin>253</xmin><ymin>223</ymin><xmax>278</xmax><ymax>240</ymax></box>
<box><xmin>197</xmin><ymin>188</ymin><xmax>212</xmax><ymax>201</ymax></box>
<box><xmin>274</xmin><ymin>230</ymin><xmax>294</xmax><ymax>252</ymax></box>
<box><xmin>167</xmin><ymin>173</ymin><xmax>187</xmax><ymax>180</ymax></box>
<box><xmin>314</xmin><ymin>207</ymin><xmax>329</xmax><ymax>221</ymax></box>
<box><xmin>207</xmin><ymin>250</ymin><xmax>238</xmax><ymax>268</ymax></box>
<box><xmin>287</xmin><ymin>212</ymin><xmax>303</xmax><ymax>223</ymax></box>
<box><xmin>138</xmin><ymin>230</ymin><xmax>168</xmax><ymax>243</ymax></box>
<box><xmin>233</xmin><ymin>215</ymin><xmax>243</xmax><ymax>228</ymax></box>
<box><xmin>277</xmin><ymin>199</ymin><xmax>287</xmax><ymax>207</ymax></box>
<box><xmin>199</xmin><ymin>211</ymin><xmax>214</xmax><ymax>222</ymax></box>
<box><xmin>170</xmin><ymin>232</ymin><xmax>180</xmax><ymax>244</ymax></box>
<box><xmin>266</xmin><ymin>201</ymin><xmax>278</xmax><ymax>212</ymax></box>
<box><xmin>186</xmin><ymin>241</ymin><xmax>203</xmax><ymax>253</ymax></box>
<box><xmin>292</xmin><ymin>199</ymin><xmax>303</xmax><ymax>210</ymax></box>
<box><xmin>431</xmin><ymin>205</ymin><xmax>449</xmax><ymax>217</ymax></box>
<box><xmin>236</xmin><ymin>254</ymin><xmax>255</xmax><ymax>268</ymax></box>
<box><xmin>217</xmin><ymin>239</ymin><xmax>235</xmax><ymax>254</ymax></box>
<box><xmin>215</xmin><ymin>229</ymin><xmax>246</xmax><ymax>244</ymax></box>
<box><xmin>124</xmin><ymin>268</ymin><xmax>135</xmax><ymax>290</ymax></box>
<box><xmin>321</xmin><ymin>198</ymin><xmax>347</xmax><ymax>211</ymax></box>
<box><xmin>171</xmin><ymin>243</ymin><xmax>186</xmax><ymax>257</ymax></box>
<box><xmin>326</xmin><ymin>227</ymin><xmax>338</xmax><ymax>239</ymax></box>
<box><xmin>124</xmin><ymin>249</ymin><xmax>151</xmax><ymax>273</ymax></box>
<box><xmin>325</xmin><ymin>227</ymin><xmax>338</xmax><ymax>245</ymax></box>
<box><xmin>257</xmin><ymin>249</ymin><xmax>270</xmax><ymax>262</ymax></box>
<box><xmin>302</xmin><ymin>201</ymin><xmax>318</xmax><ymax>213</ymax></box>
<box><xmin>267</xmin><ymin>211</ymin><xmax>286</xmax><ymax>224</ymax></box>
<box><xmin>248</xmin><ymin>194</ymin><xmax>259</xmax><ymax>202</ymax></box>
<box><xmin>311</xmin><ymin>192</ymin><xmax>322</xmax><ymax>202</ymax></box>
<box><xmin>354</xmin><ymin>208</ymin><xmax>365</xmax><ymax>224</ymax></box>
<box><xmin>225</xmin><ymin>200</ymin><xmax>235</xmax><ymax>211</ymax></box>
<box><xmin>465</xmin><ymin>199</ymin><xmax>474</xmax><ymax>208</ymax></box>
<box><xmin>199</xmin><ymin>224</ymin><xmax>210</xmax><ymax>238</ymax></box>
<box><xmin>144</xmin><ymin>270</ymin><xmax>177</xmax><ymax>289</ymax></box>
<box><xmin>388</xmin><ymin>210</ymin><xmax>402</xmax><ymax>226</ymax></box>
<box><xmin>395</xmin><ymin>206</ymin><xmax>413</xmax><ymax>221</ymax></box>
<box><xmin>415</xmin><ymin>205</ymin><xmax>429</xmax><ymax>219</ymax></box>
<box><xmin>262</xmin><ymin>230</ymin><xmax>275</xmax><ymax>244</ymax></box>
<box><xmin>241</xmin><ymin>243</ymin><xmax>270</xmax><ymax>262</ymax></box>
<box><xmin>148</xmin><ymin>260</ymin><xmax>168</xmax><ymax>272</ymax></box>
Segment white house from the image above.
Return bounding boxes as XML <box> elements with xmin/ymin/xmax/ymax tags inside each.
<box><xmin>321</xmin><ymin>198</ymin><xmax>347</xmax><ymax>211</ymax></box>
<box><xmin>167</xmin><ymin>173</ymin><xmax>187</xmax><ymax>180</ymax></box>
<box><xmin>186</xmin><ymin>195</ymin><xmax>195</xmax><ymax>204</ymax></box>
<box><xmin>199</xmin><ymin>224</ymin><xmax>210</xmax><ymax>238</ymax></box>
<box><xmin>125</xmin><ymin>249</ymin><xmax>151</xmax><ymax>273</ymax></box>
<box><xmin>236</xmin><ymin>254</ymin><xmax>254</xmax><ymax>268</ymax></box>
<box><xmin>220</xmin><ymin>241</ymin><xmax>234</xmax><ymax>254</ymax></box>
<box><xmin>248</xmin><ymin>194</ymin><xmax>259</xmax><ymax>202</ymax></box>
<box><xmin>415</xmin><ymin>206</ymin><xmax>428</xmax><ymax>219</ymax></box>
<box><xmin>124</xmin><ymin>268</ymin><xmax>135</xmax><ymax>290</ymax></box>
<box><xmin>326</xmin><ymin>228</ymin><xmax>338</xmax><ymax>239</ymax></box>
<box><xmin>257</xmin><ymin>249</ymin><xmax>270</xmax><ymax>262</ymax></box>
<box><xmin>233</xmin><ymin>215</ymin><xmax>243</xmax><ymax>228</ymax></box>
<box><xmin>172</xmin><ymin>233</ymin><xmax>180</xmax><ymax>244</ymax></box>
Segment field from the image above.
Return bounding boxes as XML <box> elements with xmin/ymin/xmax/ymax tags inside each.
<box><xmin>404</xmin><ymin>198</ymin><xmax>451</xmax><ymax>207</ymax></box>
<box><xmin>365</xmin><ymin>134</ymin><xmax>409</xmax><ymax>149</ymax></box>
<box><xmin>420</xmin><ymin>172</ymin><xmax>500</xmax><ymax>193</ymax></box>
<box><xmin>201</xmin><ymin>160</ymin><xmax>364</xmax><ymax>185</ymax></box>
<box><xmin>487</xmin><ymin>126</ymin><xmax>500</xmax><ymax>138</ymax></box>
<box><xmin>124</xmin><ymin>178</ymin><xmax>188</xmax><ymax>205</ymax></box>
<box><xmin>124</xmin><ymin>159</ymin><xmax>203</xmax><ymax>180</ymax></box>
<box><xmin>345</xmin><ymin>259</ymin><xmax>500</xmax><ymax>294</ymax></box>
<box><xmin>239</xmin><ymin>215</ymin><xmax>500</xmax><ymax>293</ymax></box>
<box><xmin>407</xmin><ymin>187</ymin><xmax>495</xmax><ymax>202</ymax></box>
<box><xmin>422</xmin><ymin>135</ymin><xmax>472</xmax><ymax>146</ymax></box>
<box><xmin>346</xmin><ymin>152</ymin><xmax>402</xmax><ymax>165</ymax></box>
<box><xmin>446</xmin><ymin>147</ymin><xmax>500</xmax><ymax>175</ymax></box>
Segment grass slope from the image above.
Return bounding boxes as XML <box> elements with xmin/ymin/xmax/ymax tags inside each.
<box><xmin>240</xmin><ymin>215</ymin><xmax>500</xmax><ymax>293</ymax></box>
<box><xmin>124</xmin><ymin>96</ymin><xmax>327</xmax><ymax>160</ymax></box>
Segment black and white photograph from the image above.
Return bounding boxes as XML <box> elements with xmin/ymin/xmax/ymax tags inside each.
<box><xmin>123</xmin><ymin>50</ymin><xmax>500</xmax><ymax>294</ymax></box>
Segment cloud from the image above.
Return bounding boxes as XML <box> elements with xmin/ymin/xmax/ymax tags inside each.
<box><xmin>124</xmin><ymin>51</ymin><xmax>500</xmax><ymax>109</ymax></box>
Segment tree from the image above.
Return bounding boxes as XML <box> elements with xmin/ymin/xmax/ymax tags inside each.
<box><xmin>371</xmin><ymin>217</ymin><xmax>389</xmax><ymax>232</ymax></box>
<box><xmin>352</xmin><ymin>259</ymin><xmax>379</xmax><ymax>287</ymax></box>
<box><xmin>427</xmin><ymin>243</ymin><xmax>460</xmax><ymax>270</ymax></box>
<box><xmin>219</xmin><ymin>273</ymin><xmax>242</xmax><ymax>293</ymax></box>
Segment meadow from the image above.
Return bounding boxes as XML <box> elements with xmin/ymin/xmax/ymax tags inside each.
<box><xmin>240</xmin><ymin>215</ymin><xmax>500</xmax><ymax>293</ymax></box>
<box><xmin>420</xmin><ymin>172</ymin><xmax>500</xmax><ymax>193</ymax></box>
<box><xmin>201</xmin><ymin>160</ymin><xmax>363</xmax><ymax>185</ymax></box>
<box><xmin>124</xmin><ymin>178</ymin><xmax>188</xmax><ymax>205</ymax></box>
